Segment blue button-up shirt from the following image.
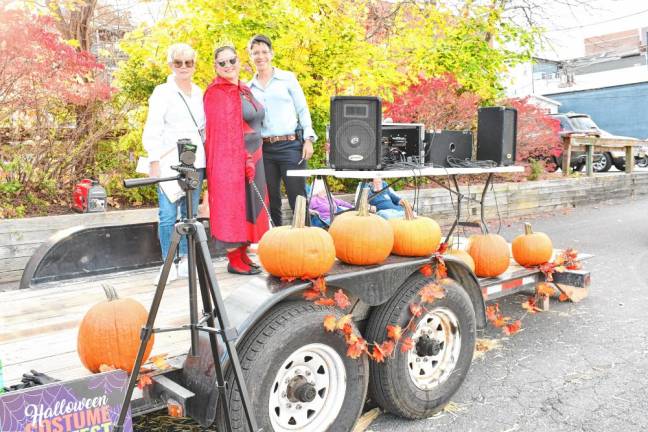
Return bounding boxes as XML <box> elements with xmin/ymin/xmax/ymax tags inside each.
<box><xmin>249</xmin><ymin>68</ymin><xmax>317</xmax><ymax>142</ymax></box>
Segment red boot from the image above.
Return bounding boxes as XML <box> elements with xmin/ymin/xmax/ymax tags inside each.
<box><xmin>227</xmin><ymin>249</ymin><xmax>261</xmax><ymax>275</ymax></box>
<box><xmin>238</xmin><ymin>245</ymin><xmax>260</xmax><ymax>269</ymax></box>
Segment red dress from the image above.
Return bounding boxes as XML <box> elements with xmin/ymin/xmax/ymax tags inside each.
<box><xmin>203</xmin><ymin>77</ymin><xmax>269</xmax><ymax>247</ymax></box>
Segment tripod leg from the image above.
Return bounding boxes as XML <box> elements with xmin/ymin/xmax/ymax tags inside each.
<box><xmin>113</xmin><ymin>231</ymin><xmax>182</xmax><ymax>432</ymax></box>
<box><xmin>194</xmin><ymin>246</ymin><xmax>234</xmax><ymax>431</ymax></box>
<box><xmin>194</xmin><ymin>223</ymin><xmax>260</xmax><ymax>432</ymax></box>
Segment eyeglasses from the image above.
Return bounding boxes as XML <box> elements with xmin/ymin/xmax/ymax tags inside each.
<box><xmin>172</xmin><ymin>59</ymin><xmax>195</xmax><ymax>68</ymax></box>
<box><xmin>216</xmin><ymin>57</ymin><xmax>238</xmax><ymax>68</ymax></box>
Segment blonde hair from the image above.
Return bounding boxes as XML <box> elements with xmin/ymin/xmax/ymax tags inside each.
<box><xmin>167</xmin><ymin>43</ymin><xmax>196</xmax><ymax>64</ymax></box>
<box><xmin>311</xmin><ymin>178</ymin><xmax>326</xmax><ymax>196</ymax></box>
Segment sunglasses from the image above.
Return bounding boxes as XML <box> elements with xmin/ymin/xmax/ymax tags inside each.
<box><xmin>172</xmin><ymin>59</ymin><xmax>194</xmax><ymax>68</ymax></box>
<box><xmin>216</xmin><ymin>57</ymin><xmax>238</xmax><ymax>68</ymax></box>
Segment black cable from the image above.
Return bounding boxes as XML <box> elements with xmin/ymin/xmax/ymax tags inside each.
<box><xmin>446</xmin><ymin>156</ymin><xmax>498</xmax><ymax>169</ymax></box>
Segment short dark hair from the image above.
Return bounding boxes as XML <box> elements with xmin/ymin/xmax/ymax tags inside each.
<box><xmin>248</xmin><ymin>34</ymin><xmax>272</xmax><ymax>51</ymax></box>
<box><xmin>214</xmin><ymin>45</ymin><xmax>237</xmax><ymax>60</ymax></box>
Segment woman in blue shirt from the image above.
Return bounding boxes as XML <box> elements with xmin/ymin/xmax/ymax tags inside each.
<box><xmin>248</xmin><ymin>34</ymin><xmax>317</xmax><ymax>226</ymax></box>
<box><xmin>359</xmin><ymin>178</ymin><xmax>405</xmax><ymax>220</ymax></box>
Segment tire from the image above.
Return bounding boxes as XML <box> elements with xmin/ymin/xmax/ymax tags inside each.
<box><xmin>573</xmin><ymin>162</ymin><xmax>585</xmax><ymax>172</ymax></box>
<box><xmin>365</xmin><ymin>275</ymin><xmax>476</xmax><ymax>419</ymax></box>
<box><xmin>613</xmin><ymin>159</ymin><xmax>625</xmax><ymax>171</ymax></box>
<box><xmin>217</xmin><ymin>301</ymin><xmax>369</xmax><ymax>432</ymax></box>
<box><xmin>593</xmin><ymin>152</ymin><xmax>612</xmax><ymax>172</ymax></box>
<box><xmin>638</xmin><ymin>157</ymin><xmax>648</xmax><ymax>168</ymax></box>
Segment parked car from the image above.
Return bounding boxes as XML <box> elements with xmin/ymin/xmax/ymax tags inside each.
<box><xmin>548</xmin><ymin>112</ymin><xmax>640</xmax><ymax>172</ymax></box>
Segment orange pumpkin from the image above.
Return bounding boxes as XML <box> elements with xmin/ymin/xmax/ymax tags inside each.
<box><xmin>328</xmin><ymin>188</ymin><xmax>394</xmax><ymax>265</ymax></box>
<box><xmin>258</xmin><ymin>196</ymin><xmax>336</xmax><ymax>278</ymax></box>
<box><xmin>467</xmin><ymin>233</ymin><xmax>510</xmax><ymax>277</ymax></box>
<box><xmin>445</xmin><ymin>249</ymin><xmax>475</xmax><ymax>272</ymax></box>
<box><xmin>389</xmin><ymin>200</ymin><xmax>441</xmax><ymax>256</ymax></box>
<box><xmin>78</xmin><ymin>284</ymin><xmax>153</xmax><ymax>373</ymax></box>
<box><xmin>512</xmin><ymin>223</ymin><xmax>553</xmax><ymax>266</ymax></box>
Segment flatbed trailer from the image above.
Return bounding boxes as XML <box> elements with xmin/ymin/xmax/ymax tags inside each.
<box><xmin>2</xmin><ymin>242</ymin><xmax>590</xmax><ymax>431</ymax></box>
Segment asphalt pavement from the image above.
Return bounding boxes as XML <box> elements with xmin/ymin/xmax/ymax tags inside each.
<box><xmin>369</xmin><ymin>194</ymin><xmax>648</xmax><ymax>432</ymax></box>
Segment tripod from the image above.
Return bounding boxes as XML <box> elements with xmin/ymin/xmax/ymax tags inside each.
<box><xmin>114</xmin><ymin>156</ymin><xmax>260</xmax><ymax>431</ymax></box>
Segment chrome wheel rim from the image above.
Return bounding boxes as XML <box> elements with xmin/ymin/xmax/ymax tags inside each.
<box><xmin>593</xmin><ymin>154</ymin><xmax>608</xmax><ymax>171</ymax></box>
<box><xmin>269</xmin><ymin>343</ymin><xmax>346</xmax><ymax>431</ymax></box>
<box><xmin>407</xmin><ymin>307</ymin><xmax>461</xmax><ymax>391</ymax></box>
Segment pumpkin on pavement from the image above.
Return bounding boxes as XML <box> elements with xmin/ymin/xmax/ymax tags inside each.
<box><xmin>77</xmin><ymin>284</ymin><xmax>153</xmax><ymax>373</ymax></box>
<box><xmin>389</xmin><ymin>200</ymin><xmax>441</xmax><ymax>256</ymax></box>
<box><xmin>258</xmin><ymin>196</ymin><xmax>336</xmax><ymax>278</ymax></box>
<box><xmin>467</xmin><ymin>233</ymin><xmax>510</xmax><ymax>277</ymax></box>
<box><xmin>512</xmin><ymin>222</ymin><xmax>553</xmax><ymax>266</ymax></box>
<box><xmin>329</xmin><ymin>188</ymin><xmax>394</xmax><ymax>265</ymax></box>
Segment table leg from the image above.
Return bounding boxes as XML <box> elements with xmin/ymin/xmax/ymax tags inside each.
<box><xmin>586</xmin><ymin>144</ymin><xmax>594</xmax><ymax>176</ymax></box>
<box><xmin>444</xmin><ymin>175</ymin><xmax>462</xmax><ymax>243</ymax></box>
<box><xmin>479</xmin><ymin>173</ymin><xmax>493</xmax><ymax>234</ymax></box>
<box><xmin>625</xmin><ymin>146</ymin><xmax>634</xmax><ymax>173</ymax></box>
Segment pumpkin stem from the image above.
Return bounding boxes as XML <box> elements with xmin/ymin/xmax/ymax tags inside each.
<box><xmin>102</xmin><ymin>283</ymin><xmax>119</xmax><ymax>301</ymax></box>
<box><xmin>524</xmin><ymin>222</ymin><xmax>533</xmax><ymax>235</ymax></box>
<box><xmin>292</xmin><ymin>195</ymin><xmax>307</xmax><ymax>229</ymax></box>
<box><xmin>357</xmin><ymin>188</ymin><xmax>370</xmax><ymax>217</ymax></box>
<box><xmin>402</xmin><ymin>200</ymin><xmax>415</xmax><ymax>220</ymax></box>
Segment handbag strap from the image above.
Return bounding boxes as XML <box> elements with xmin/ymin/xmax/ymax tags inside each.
<box><xmin>177</xmin><ymin>91</ymin><xmax>200</xmax><ymax>130</ymax></box>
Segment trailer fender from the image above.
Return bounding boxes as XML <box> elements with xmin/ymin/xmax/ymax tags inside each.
<box><xmin>444</xmin><ymin>257</ymin><xmax>487</xmax><ymax>329</ymax></box>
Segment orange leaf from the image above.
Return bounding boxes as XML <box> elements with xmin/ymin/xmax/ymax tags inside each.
<box><xmin>280</xmin><ymin>276</ymin><xmax>297</xmax><ymax>282</ymax></box>
<box><xmin>435</xmin><ymin>261</ymin><xmax>448</xmax><ymax>279</ymax></box>
<box><xmin>334</xmin><ymin>289</ymin><xmax>351</xmax><ymax>309</ymax></box>
<box><xmin>137</xmin><ymin>375</ymin><xmax>153</xmax><ymax>390</ymax></box>
<box><xmin>566</xmin><ymin>262</ymin><xmax>582</xmax><ymax>270</ymax></box>
<box><xmin>315</xmin><ymin>297</ymin><xmax>336</xmax><ymax>306</ymax></box>
<box><xmin>409</xmin><ymin>303</ymin><xmax>423</xmax><ymax>317</ymax></box>
<box><xmin>150</xmin><ymin>354</ymin><xmax>170</xmax><ymax>370</ymax></box>
<box><xmin>303</xmin><ymin>288</ymin><xmax>321</xmax><ymax>301</ymax></box>
<box><xmin>323</xmin><ymin>315</ymin><xmax>337</xmax><ymax>332</ymax></box>
<box><xmin>554</xmin><ymin>265</ymin><xmax>566</xmax><ymax>273</ymax></box>
<box><xmin>522</xmin><ymin>297</ymin><xmax>541</xmax><ymax>314</ymax></box>
<box><xmin>99</xmin><ymin>364</ymin><xmax>116</xmax><ymax>372</ymax></box>
<box><xmin>341</xmin><ymin>323</ymin><xmax>354</xmax><ymax>337</ymax></box>
<box><xmin>419</xmin><ymin>264</ymin><xmax>433</xmax><ymax>277</ymax></box>
<box><xmin>167</xmin><ymin>401</ymin><xmax>183</xmax><ymax>418</ymax></box>
<box><xmin>400</xmin><ymin>337</ymin><xmax>415</xmax><ymax>353</ymax></box>
<box><xmin>386</xmin><ymin>325</ymin><xmax>403</xmax><ymax>342</ymax></box>
<box><xmin>336</xmin><ymin>314</ymin><xmax>353</xmax><ymax>331</ymax></box>
<box><xmin>486</xmin><ymin>304</ymin><xmax>500</xmax><ymax>322</ymax></box>
<box><xmin>436</xmin><ymin>242</ymin><xmax>449</xmax><ymax>255</ymax></box>
<box><xmin>347</xmin><ymin>337</ymin><xmax>367</xmax><ymax>359</ymax></box>
<box><xmin>419</xmin><ymin>282</ymin><xmax>446</xmax><ymax>303</ymax></box>
<box><xmin>312</xmin><ymin>277</ymin><xmax>328</xmax><ymax>295</ymax></box>
<box><xmin>558</xmin><ymin>293</ymin><xmax>569</xmax><ymax>302</ymax></box>
<box><xmin>536</xmin><ymin>282</ymin><xmax>555</xmax><ymax>297</ymax></box>
<box><xmin>503</xmin><ymin>320</ymin><xmax>521</xmax><ymax>336</ymax></box>
<box><xmin>371</xmin><ymin>343</ymin><xmax>386</xmax><ymax>363</ymax></box>
<box><xmin>492</xmin><ymin>316</ymin><xmax>507</xmax><ymax>328</ymax></box>
<box><xmin>380</xmin><ymin>340</ymin><xmax>395</xmax><ymax>358</ymax></box>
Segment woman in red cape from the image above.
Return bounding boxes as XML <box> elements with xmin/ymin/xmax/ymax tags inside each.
<box><xmin>203</xmin><ymin>45</ymin><xmax>269</xmax><ymax>275</ymax></box>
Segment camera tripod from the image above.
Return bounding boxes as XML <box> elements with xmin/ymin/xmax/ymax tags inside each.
<box><xmin>114</xmin><ymin>149</ymin><xmax>260</xmax><ymax>431</ymax></box>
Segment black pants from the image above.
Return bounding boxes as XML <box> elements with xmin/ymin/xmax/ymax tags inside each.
<box><xmin>263</xmin><ymin>139</ymin><xmax>307</xmax><ymax>226</ymax></box>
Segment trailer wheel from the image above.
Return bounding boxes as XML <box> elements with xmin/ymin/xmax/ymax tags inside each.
<box><xmin>365</xmin><ymin>276</ymin><xmax>476</xmax><ymax>419</ymax></box>
<box><xmin>217</xmin><ymin>301</ymin><xmax>368</xmax><ymax>432</ymax></box>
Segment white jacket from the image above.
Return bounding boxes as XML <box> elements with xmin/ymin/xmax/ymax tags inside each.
<box><xmin>142</xmin><ymin>75</ymin><xmax>206</xmax><ymax>169</ymax></box>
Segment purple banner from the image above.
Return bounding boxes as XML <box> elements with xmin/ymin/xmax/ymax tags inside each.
<box><xmin>0</xmin><ymin>370</ymin><xmax>132</xmax><ymax>432</ymax></box>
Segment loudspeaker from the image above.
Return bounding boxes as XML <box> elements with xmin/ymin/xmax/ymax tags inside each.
<box><xmin>381</xmin><ymin>123</ymin><xmax>426</xmax><ymax>165</ymax></box>
<box><xmin>329</xmin><ymin>96</ymin><xmax>382</xmax><ymax>170</ymax></box>
<box><xmin>425</xmin><ymin>130</ymin><xmax>473</xmax><ymax>167</ymax></box>
<box><xmin>476</xmin><ymin>107</ymin><xmax>517</xmax><ymax>166</ymax></box>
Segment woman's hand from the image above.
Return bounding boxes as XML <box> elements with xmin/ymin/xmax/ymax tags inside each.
<box><xmin>302</xmin><ymin>139</ymin><xmax>314</xmax><ymax>161</ymax></box>
<box><xmin>149</xmin><ymin>161</ymin><xmax>160</xmax><ymax>178</ymax></box>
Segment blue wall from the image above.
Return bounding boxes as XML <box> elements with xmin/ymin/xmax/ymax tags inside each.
<box><xmin>545</xmin><ymin>82</ymin><xmax>648</xmax><ymax>139</ymax></box>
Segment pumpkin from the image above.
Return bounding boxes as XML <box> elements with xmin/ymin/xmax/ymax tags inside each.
<box><xmin>258</xmin><ymin>196</ymin><xmax>336</xmax><ymax>278</ymax></box>
<box><xmin>328</xmin><ymin>188</ymin><xmax>394</xmax><ymax>265</ymax></box>
<box><xmin>467</xmin><ymin>233</ymin><xmax>510</xmax><ymax>277</ymax></box>
<box><xmin>445</xmin><ymin>249</ymin><xmax>475</xmax><ymax>272</ymax></box>
<box><xmin>77</xmin><ymin>284</ymin><xmax>154</xmax><ymax>373</ymax></box>
<box><xmin>389</xmin><ymin>200</ymin><xmax>441</xmax><ymax>256</ymax></box>
<box><xmin>512</xmin><ymin>222</ymin><xmax>553</xmax><ymax>266</ymax></box>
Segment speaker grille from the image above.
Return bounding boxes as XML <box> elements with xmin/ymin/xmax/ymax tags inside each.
<box><xmin>334</xmin><ymin>119</ymin><xmax>377</xmax><ymax>163</ymax></box>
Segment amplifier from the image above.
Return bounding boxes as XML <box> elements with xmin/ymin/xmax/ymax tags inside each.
<box><xmin>425</xmin><ymin>130</ymin><xmax>473</xmax><ymax>167</ymax></box>
<box><xmin>381</xmin><ymin>123</ymin><xmax>425</xmax><ymax>165</ymax></box>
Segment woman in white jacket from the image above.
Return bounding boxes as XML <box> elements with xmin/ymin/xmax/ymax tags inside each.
<box><xmin>142</xmin><ymin>43</ymin><xmax>206</xmax><ymax>284</ymax></box>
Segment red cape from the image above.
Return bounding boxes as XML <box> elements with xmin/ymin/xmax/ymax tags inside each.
<box><xmin>203</xmin><ymin>77</ymin><xmax>255</xmax><ymax>242</ymax></box>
